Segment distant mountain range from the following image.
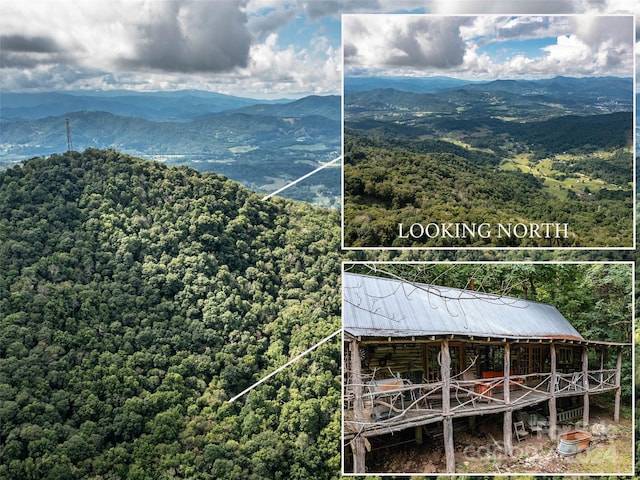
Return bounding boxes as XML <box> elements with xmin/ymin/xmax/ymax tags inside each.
<box><xmin>1</xmin><ymin>104</ymin><xmax>340</xmax><ymax>157</ymax></box>
<box><xmin>344</xmin><ymin>75</ymin><xmax>477</xmax><ymax>93</ymax></box>
<box><xmin>345</xmin><ymin>75</ymin><xmax>633</xmax><ymax>108</ymax></box>
<box><xmin>0</xmin><ymin>90</ymin><xmax>292</xmax><ymax>122</ymax></box>
<box><xmin>1</xmin><ymin>91</ymin><xmax>340</xmax><ymax>159</ymax></box>
<box><xmin>345</xmin><ymin>76</ymin><xmax>633</xmax><ymax>127</ymax></box>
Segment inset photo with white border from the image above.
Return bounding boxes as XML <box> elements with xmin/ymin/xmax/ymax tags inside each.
<box><xmin>341</xmin><ymin>14</ymin><xmax>635</xmax><ymax>250</ymax></box>
<box><xmin>341</xmin><ymin>261</ymin><xmax>634</xmax><ymax>475</ymax></box>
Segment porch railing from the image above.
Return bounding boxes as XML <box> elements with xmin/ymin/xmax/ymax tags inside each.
<box><xmin>344</xmin><ymin>368</ymin><xmax>619</xmax><ymax>430</ymax></box>
<box><xmin>587</xmin><ymin>369</ymin><xmax>617</xmax><ymax>392</ymax></box>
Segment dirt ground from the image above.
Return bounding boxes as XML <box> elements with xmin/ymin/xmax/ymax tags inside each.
<box><xmin>366</xmin><ymin>406</ymin><xmax>633</xmax><ymax>475</ymax></box>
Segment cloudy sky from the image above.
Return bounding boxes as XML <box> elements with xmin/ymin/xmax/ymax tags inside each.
<box><xmin>344</xmin><ymin>14</ymin><xmax>634</xmax><ymax>79</ymax></box>
<box><xmin>0</xmin><ymin>0</ymin><xmax>636</xmax><ymax>98</ymax></box>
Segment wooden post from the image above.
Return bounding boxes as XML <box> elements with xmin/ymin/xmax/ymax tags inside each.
<box><xmin>549</xmin><ymin>342</ymin><xmax>557</xmax><ymax>440</ymax></box>
<box><xmin>443</xmin><ymin>417</ymin><xmax>455</xmax><ymax>473</ymax></box>
<box><xmin>582</xmin><ymin>345</ymin><xmax>589</xmax><ymax>426</ymax></box>
<box><xmin>441</xmin><ymin>340</ymin><xmax>455</xmax><ymax>473</ymax></box>
<box><xmin>614</xmin><ymin>346</ymin><xmax>622</xmax><ymax>422</ymax></box>
<box><xmin>503</xmin><ymin>343</ymin><xmax>513</xmax><ymax>456</ymax></box>
<box><xmin>350</xmin><ymin>437</ymin><xmax>366</xmax><ymax>473</ymax></box>
<box><xmin>415</xmin><ymin>425</ymin><xmax>423</xmax><ymax>445</ymax></box>
<box><xmin>441</xmin><ymin>340</ymin><xmax>451</xmax><ymax>415</ymax></box>
<box><xmin>349</xmin><ymin>339</ymin><xmax>366</xmax><ymax>473</ymax></box>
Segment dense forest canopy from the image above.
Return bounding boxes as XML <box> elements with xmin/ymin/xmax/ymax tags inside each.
<box><xmin>0</xmin><ymin>149</ymin><xmax>636</xmax><ymax>478</ymax></box>
<box><xmin>0</xmin><ymin>149</ymin><xmax>343</xmax><ymax>479</ymax></box>
<box><xmin>343</xmin><ymin>134</ymin><xmax>633</xmax><ymax>248</ymax></box>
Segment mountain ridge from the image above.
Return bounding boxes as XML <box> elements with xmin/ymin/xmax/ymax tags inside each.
<box><xmin>0</xmin><ymin>148</ymin><xmax>343</xmax><ymax>479</ymax></box>
<box><xmin>0</xmin><ymin>89</ymin><xmax>298</xmax><ymax>122</ymax></box>
<box><xmin>345</xmin><ymin>75</ymin><xmax>633</xmax><ymax>107</ymax></box>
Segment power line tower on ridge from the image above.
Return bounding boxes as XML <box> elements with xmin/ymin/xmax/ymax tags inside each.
<box><xmin>65</xmin><ymin>117</ymin><xmax>73</xmax><ymax>152</ymax></box>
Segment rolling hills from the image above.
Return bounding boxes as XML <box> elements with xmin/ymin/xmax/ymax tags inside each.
<box><xmin>343</xmin><ymin>76</ymin><xmax>634</xmax><ymax>248</ymax></box>
<box><xmin>0</xmin><ymin>93</ymin><xmax>341</xmax><ymax>206</ymax></box>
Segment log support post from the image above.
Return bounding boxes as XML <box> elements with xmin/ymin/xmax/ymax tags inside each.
<box><xmin>549</xmin><ymin>342</ymin><xmax>557</xmax><ymax>440</ymax></box>
<box><xmin>468</xmin><ymin>416</ymin><xmax>476</xmax><ymax>431</ymax></box>
<box><xmin>614</xmin><ymin>346</ymin><xmax>622</xmax><ymax>422</ymax></box>
<box><xmin>349</xmin><ymin>339</ymin><xmax>366</xmax><ymax>473</ymax></box>
<box><xmin>350</xmin><ymin>438</ymin><xmax>366</xmax><ymax>473</ymax></box>
<box><xmin>440</xmin><ymin>340</ymin><xmax>455</xmax><ymax>473</ymax></box>
<box><xmin>503</xmin><ymin>342</ymin><xmax>513</xmax><ymax>456</ymax></box>
<box><xmin>443</xmin><ymin>417</ymin><xmax>455</xmax><ymax>473</ymax></box>
<box><xmin>582</xmin><ymin>345</ymin><xmax>589</xmax><ymax>426</ymax></box>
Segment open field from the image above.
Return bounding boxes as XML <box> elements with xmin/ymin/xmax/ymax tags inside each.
<box><xmin>500</xmin><ymin>152</ymin><xmax>627</xmax><ymax>200</ymax></box>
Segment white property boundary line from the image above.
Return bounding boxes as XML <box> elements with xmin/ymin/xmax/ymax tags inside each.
<box><xmin>228</xmin><ymin>328</ymin><xmax>341</xmax><ymax>402</ymax></box>
<box><xmin>261</xmin><ymin>155</ymin><xmax>342</xmax><ymax>201</ymax></box>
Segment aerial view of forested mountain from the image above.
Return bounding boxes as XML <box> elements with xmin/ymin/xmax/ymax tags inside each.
<box><xmin>0</xmin><ymin>92</ymin><xmax>341</xmax><ymax>207</ymax></box>
<box><xmin>0</xmin><ymin>149</ymin><xmax>344</xmax><ymax>478</ymax></box>
<box><xmin>343</xmin><ymin>76</ymin><xmax>634</xmax><ymax>248</ymax></box>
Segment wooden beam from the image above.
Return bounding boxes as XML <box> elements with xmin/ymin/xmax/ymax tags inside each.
<box><xmin>503</xmin><ymin>343</ymin><xmax>511</xmax><ymax>404</ymax></box>
<box><xmin>503</xmin><ymin>343</ymin><xmax>513</xmax><ymax>456</ymax></box>
<box><xmin>349</xmin><ymin>339</ymin><xmax>366</xmax><ymax>473</ymax></box>
<box><xmin>614</xmin><ymin>345</ymin><xmax>622</xmax><ymax>422</ymax></box>
<box><xmin>441</xmin><ymin>340</ymin><xmax>451</xmax><ymax>416</ymax></box>
<box><xmin>549</xmin><ymin>342</ymin><xmax>557</xmax><ymax>440</ymax></box>
<box><xmin>443</xmin><ymin>417</ymin><xmax>455</xmax><ymax>474</ymax></box>
<box><xmin>350</xmin><ymin>437</ymin><xmax>366</xmax><ymax>474</ymax></box>
<box><xmin>440</xmin><ymin>340</ymin><xmax>455</xmax><ymax>473</ymax></box>
<box><xmin>582</xmin><ymin>345</ymin><xmax>589</xmax><ymax>426</ymax></box>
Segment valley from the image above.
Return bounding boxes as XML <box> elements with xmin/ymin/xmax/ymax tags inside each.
<box><xmin>0</xmin><ymin>92</ymin><xmax>341</xmax><ymax>206</ymax></box>
<box><xmin>343</xmin><ymin>76</ymin><xmax>634</xmax><ymax>248</ymax></box>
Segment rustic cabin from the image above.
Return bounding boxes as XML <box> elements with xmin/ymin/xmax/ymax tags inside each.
<box><xmin>342</xmin><ymin>272</ymin><xmax>626</xmax><ymax>474</ymax></box>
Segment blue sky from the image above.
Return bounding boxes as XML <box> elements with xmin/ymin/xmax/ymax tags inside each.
<box><xmin>0</xmin><ymin>1</ymin><xmax>636</xmax><ymax>97</ymax></box>
<box><xmin>476</xmin><ymin>37</ymin><xmax>556</xmax><ymax>62</ymax></box>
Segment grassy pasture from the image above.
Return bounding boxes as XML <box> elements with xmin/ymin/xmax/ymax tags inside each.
<box><xmin>500</xmin><ymin>152</ymin><xmax>625</xmax><ymax>200</ymax></box>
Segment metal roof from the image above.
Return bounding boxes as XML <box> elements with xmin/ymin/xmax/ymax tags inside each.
<box><xmin>343</xmin><ymin>272</ymin><xmax>586</xmax><ymax>342</ymax></box>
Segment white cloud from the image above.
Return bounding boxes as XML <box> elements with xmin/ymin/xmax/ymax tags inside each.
<box><xmin>248</xmin><ymin>4</ymin><xmax>297</xmax><ymax>41</ymax></box>
<box><xmin>345</xmin><ymin>14</ymin><xmax>634</xmax><ymax>79</ymax></box>
<box><xmin>425</xmin><ymin>0</ymin><xmax>635</xmax><ymax>14</ymax></box>
<box><xmin>235</xmin><ymin>32</ymin><xmax>341</xmax><ymax>97</ymax></box>
<box><xmin>0</xmin><ymin>0</ymin><xmax>345</xmax><ymax>96</ymax></box>
<box><xmin>0</xmin><ymin>0</ymin><xmax>636</xmax><ymax>95</ymax></box>
<box><xmin>344</xmin><ymin>15</ymin><xmax>469</xmax><ymax>71</ymax></box>
<box><xmin>1</xmin><ymin>1</ymin><xmax>253</xmax><ymax>80</ymax></box>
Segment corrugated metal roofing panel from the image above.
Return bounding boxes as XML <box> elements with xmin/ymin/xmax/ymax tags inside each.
<box><xmin>343</xmin><ymin>272</ymin><xmax>585</xmax><ymax>341</ymax></box>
